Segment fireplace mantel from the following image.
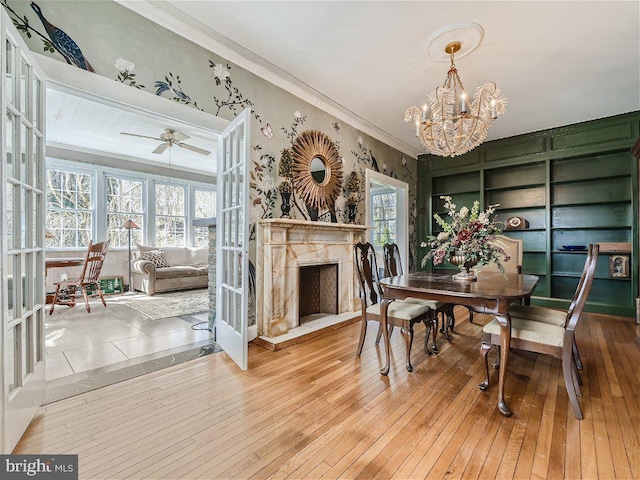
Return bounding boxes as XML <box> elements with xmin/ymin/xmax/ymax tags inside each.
<box><xmin>256</xmin><ymin>219</ymin><xmax>368</xmax><ymax>338</ymax></box>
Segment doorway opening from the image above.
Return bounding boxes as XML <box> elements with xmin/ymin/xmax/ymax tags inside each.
<box><xmin>364</xmin><ymin>169</ymin><xmax>410</xmax><ymax>275</ymax></box>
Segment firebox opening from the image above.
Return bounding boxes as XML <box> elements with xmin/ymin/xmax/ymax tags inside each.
<box><xmin>298</xmin><ymin>264</ymin><xmax>338</xmax><ymax>325</ymax></box>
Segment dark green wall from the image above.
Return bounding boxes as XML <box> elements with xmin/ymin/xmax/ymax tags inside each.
<box><xmin>417</xmin><ymin>111</ymin><xmax>640</xmax><ymax>317</ymax></box>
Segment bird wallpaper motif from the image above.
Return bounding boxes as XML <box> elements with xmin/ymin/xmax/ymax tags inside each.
<box><xmin>2</xmin><ymin>0</ymin><xmax>421</xmax><ymax>324</ymax></box>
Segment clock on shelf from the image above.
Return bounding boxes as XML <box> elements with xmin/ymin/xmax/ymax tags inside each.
<box><xmin>505</xmin><ymin>216</ymin><xmax>529</xmax><ymax>229</ymax></box>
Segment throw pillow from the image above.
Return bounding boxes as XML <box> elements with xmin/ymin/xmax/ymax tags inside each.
<box><xmin>140</xmin><ymin>249</ymin><xmax>171</xmax><ymax>268</ymax></box>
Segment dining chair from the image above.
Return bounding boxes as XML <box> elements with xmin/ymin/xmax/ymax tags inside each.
<box><xmin>49</xmin><ymin>240</ymin><xmax>110</xmax><ymax>314</ymax></box>
<box><xmin>479</xmin><ymin>243</ymin><xmax>599</xmax><ymax>419</ymax></box>
<box><xmin>508</xmin><ymin>242</ymin><xmax>595</xmax><ymax>372</ymax></box>
<box><xmin>355</xmin><ymin>242</ymin><xmax>435</xmax><ymax>372</ymax></box>
<box><xmin>382</xmin><ymin>242</ymin><xmax>447</xmax><ymax>353</ymax></box>
<box><xmin>462</xmin><ymin>235</ymin><xmax>524</xmax><ymax>324</ymax></box>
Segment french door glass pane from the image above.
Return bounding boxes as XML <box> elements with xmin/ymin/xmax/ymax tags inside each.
<box><xmin>6</xmin><ymin>110</ymin><xmax>14</xmax><ymax>175</ymax></box>
<box><xmin>20</xmin><ymin>122</ymin><xmax>27</xmax><ymax>183</ymax></box>
<box><xmin>20</xmin><ymin>187</ymin><xmax>26</xmax><ymax>248</ymax></box>
<box><xmin>7</xmin><ymin>325</ymin><xmax>17</xmax><ymax>394</ymax></box>
<box><xmin>20</xmin><ymin>58</ymin><xmax>28</xmax><ymax>114</ymax></box>
<box><xmin>21</xmin><ymin>318</ymin><xmax>29</xmax><ymax>378</ymax></box>
<box><xmin>36</xmin><ymin>310</ymin><xmax>43</xmax><ymax>362</ymax></box>
<box><xmin>36</xmin><ymin>250</ymin><xmax>44</xmax><ymax>306</ymax></box>
<box><xmin>26</xmin><ymin>315</ymin><xmax>34</xmax><ymax>374</ymax></box>
<box><xmin>8</xmin><ymin>255</ymin><xmax>14</xmax><ymax>318</ymax></box>
<box><xmin>5</xmin><ymin>39</ymin><xmax>14</xmax><ymax>104</ymax></box>
<box><xmin>32</xmin><ymin>131</ymin><xmax>41</xmax><ymax>188</ymax></box>
<box><xmin>33</xmin><ymin>76</ymin><xmax>41</xmax><ymax>129</ymax></box>
<box><xmin>21</xmin><ymin>254</ymin><xmax>27</xmax><ymax>311</ymax></box>
<box><xmin>7</xmin><ymin>181</ymin><xmax>13</xmax><ymax>249</ymax></box>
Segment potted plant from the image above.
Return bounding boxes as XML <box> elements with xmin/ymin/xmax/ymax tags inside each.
<box><xmin>345</xmin><ymin>170</ymin><xmax>360</xmax><ymax>224</ymax></box>
<box><xmin>278</xmin><ymin>149</ymin><xmax>294</xmax><ymax>218</ymax></box>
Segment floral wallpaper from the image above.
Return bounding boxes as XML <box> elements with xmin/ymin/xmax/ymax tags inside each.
<box><xmin>3</xmin><ymin>0</ymin><xmax>420</xmax><ymax>324</ymax></box>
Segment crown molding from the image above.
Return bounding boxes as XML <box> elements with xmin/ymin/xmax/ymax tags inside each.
<box><xmin>115</xmin><ymin>0</ymin><xmax>420</xmax><ymax>158</ymax></box>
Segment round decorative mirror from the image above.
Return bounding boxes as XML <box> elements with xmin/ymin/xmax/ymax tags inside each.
<box><xmin>291</xmin><ymin>130</ymin><xmax>343</xmax><ymax>212</ymax></box>
<box><xmin>310</xmin><ymin>156</ymin><xmax>327</xmax><ymax>184</ymax></box>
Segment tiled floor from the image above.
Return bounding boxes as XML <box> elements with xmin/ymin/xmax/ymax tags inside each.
<box><xmin>45</xmin><ymin>295</ymin><xmax>219</xmax><ymax>403</ymax></box>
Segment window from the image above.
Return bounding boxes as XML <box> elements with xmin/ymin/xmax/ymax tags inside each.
<box><xmin>45</xmin><ymin>169</ymin><xmax>93</xmax><ymax>248</ymax></box>
<box><xmin>106</xmin><ymin>176</ymin><xmax>144</xmax><ymax>247</ymax></box>
<box><xmin>193</xmin><ymin>188</ymin><xmax>216</xmax><ymax>247</ymax></box>
<box><xmin>155</xmin><ymin>183</ymin><xmax>186</xmax><ymax>246</ymax></box>
<box><xmin>371</xmin><ymin>192</ymin><xmax>397</xmax><ymax>246</ymax></box>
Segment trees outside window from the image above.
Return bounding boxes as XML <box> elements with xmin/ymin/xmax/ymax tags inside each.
<box><xmin>45</xmin><ymin>169</ymin><xmax>93</xmax><ymax>248</ymax></box>
<box><xmin>155</xmin><ymin>183</ymin><xmax>186</xmax><ymax>247</ymax></box>
<box><xmin>106</xmin><ymin>176</ymin><xmax>144</xmax><ymax>247</ymax></box>
<box><xmin>372</xmin><ymin>192</ymin><xmax>397</xmax><ymax>246</ymax></box>
<box><xmin>193</xmin><ymin>188</ymin><xmax>216</xmax><ymax>247</ymax></box>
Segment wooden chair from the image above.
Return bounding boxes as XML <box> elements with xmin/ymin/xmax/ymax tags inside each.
<box><xmin>479</xmin><ymin>243</ymin><xmax>599</xmax><ymax>419</ymax></box>
<box><xmin>508</xmin><ymin>243</ymin><xmax>595</xmax><ymax>372</ymax></box>
<box><xmin>49</xmin><ymin>241</ymin><xmax>110</xmax><ymax>314</ymax></box>
<box><xmin>355</xmin><ymin>242</ymin><xmax>434</xmax><ymax>372</ymax></box>
<box><xmin>461</xmin><ymin>235</ymin><xmax>524</xmax><ymax>324</ymax></box>
<box><xmin>382</xmin><ymin>243</ymin><xmax>447</xmax><ymax>353</ymax></box>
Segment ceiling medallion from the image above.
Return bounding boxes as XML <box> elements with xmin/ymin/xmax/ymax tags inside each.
<box><xmin>405</xmin><ymin>23</ymin><xmax>507</xmax><ymax>157</ymax></box>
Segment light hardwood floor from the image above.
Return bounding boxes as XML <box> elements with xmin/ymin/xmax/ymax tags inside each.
<box><xmin>14</xmin><ymin>307</ymin><xmax>640</xmax><ymax>479</ymax></box>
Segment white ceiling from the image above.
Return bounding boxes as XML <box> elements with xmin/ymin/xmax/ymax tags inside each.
<box><xmin>46</xmin><ymin>88</ymin><xmax>219</xmax><ymax>175</ymax></box>
<box><xmin>124</xmin><ymin>0</ymin><xmax>640</xmax><ymax>157</ymax></box>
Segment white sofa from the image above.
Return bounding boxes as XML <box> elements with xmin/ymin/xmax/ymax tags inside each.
<box><xmin>131</xmin><ymin>246</ymin><xmax>209</xmax><ymax>296</ymax></box>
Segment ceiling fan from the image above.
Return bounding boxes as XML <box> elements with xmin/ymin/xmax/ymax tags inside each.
<box><xmin>120</xmin><ymin>128</ymin><xmax>211</xmax><ymax>155</ymax></box>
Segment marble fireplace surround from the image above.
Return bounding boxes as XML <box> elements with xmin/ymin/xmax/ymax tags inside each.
<box><xmin>257</xmin><ymin>218</ymin><xmax>368</xmax><ymax>338</ymax></box>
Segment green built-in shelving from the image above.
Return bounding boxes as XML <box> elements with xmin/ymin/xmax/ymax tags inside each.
<box><xmin>417</xmin><ymin>111</ymin><xmax>640</xmax><ymax>317</ymax></box>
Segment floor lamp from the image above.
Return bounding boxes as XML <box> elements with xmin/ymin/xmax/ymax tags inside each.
<box><xmin>122</xmin><ymin>219</ymin><xmax>140</xmax><ymax>294</ymax></box>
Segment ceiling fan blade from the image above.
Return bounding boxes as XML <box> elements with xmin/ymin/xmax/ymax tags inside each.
<box><xmin>120</xmin><ymin>132</ymin><xmax>163</xmax><ymax>141</ymax></box>
<box><xmin>172</xmin><ymin>131</ymin><xmax>190</xmax><ymax>142</ymax></box>
<box><xmin>176</xmin><ymin>142</ymin><xmax>211</xmax><ymax>156</ymax></box>
<box><xmin>153</xmin><ymin>142</ymin><xmax>171</xmax><ymax>154</ymax></box>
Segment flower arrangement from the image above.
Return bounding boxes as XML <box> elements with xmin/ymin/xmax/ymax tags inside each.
<box><xmin>421</xmin><ymin>196</ymin><xmax>507</xmax><ymax>273</ymax></box>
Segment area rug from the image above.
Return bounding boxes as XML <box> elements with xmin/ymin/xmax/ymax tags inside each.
<box><xmin>116</xmin><ymin>289</ymin><xmax>209</xmax><ymax>320</ymax></box>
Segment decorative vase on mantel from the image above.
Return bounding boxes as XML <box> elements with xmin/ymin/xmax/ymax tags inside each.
<box><xmin>347</xmin><ymin>203</ymin><xmax>357</xmax><ymax>224</ymax></box>
<box><xmin>280</xmin><ymin>192</ymin><xmax>291</xmax><ymax>218</ymax></box>
<box><xmin>448</xmin><ymin>250</ymin><xmax>479</xmax><ymax>282</ymax></box>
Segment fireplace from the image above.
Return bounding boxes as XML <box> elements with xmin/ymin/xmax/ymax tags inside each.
<box><xmin>298</xmin><ymin>264</ymin><xmax>338</xmax><ymax>324</ymax></box>
<box><xmin>256</xmin><ymin>218</ymin><xmax>368</xmax><ymax>337</ymax></box>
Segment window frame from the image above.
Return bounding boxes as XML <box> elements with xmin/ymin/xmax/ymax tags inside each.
<box><xmin>45</xmin><ymin>158</ymin><xmax>215</xmax><ymax>251</ymax></box>
<box><xmin>44</xmin><ymin>163</ymin><xmax>96</xmax><ymax>250</ymax></box>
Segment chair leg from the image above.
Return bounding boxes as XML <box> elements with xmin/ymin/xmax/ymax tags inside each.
<box><xmin>401</xmin><ymin>321</ymin><xmax>414</xmax><ymax>372</ymax></box>
<box><xmin>468</xmin><ymin>306</ymin><xmax>474</xmax><ymax>323</ymax></box>
<box><xmin>375</xmin><ymin>324</ymin><xmax>393</xmax><ymax>346</ymax></box>
<box><xmin>430</xmin><ymin>311</ymin><xmax>439</xmax><ymax>354</ymax></box>
<box><xmin>572</xmin><ymin>357</ymin><xmax>583</xmax><ymax>396</ymax></box>
<box><xmin>479</xmin><ymin>341</ymin><xmax>493</xmax><ymax>390</ymax></box>
<box><xmin>573</xmin><ymin>339</ymin><xmax>583</xmax><ymax>370</ymax></box>
<box><xmin>448</xmin><ymin>304</ymin><xmax>456</xmax><ymax>332</ymax></box>
<box><xmin>96</xmin><ymin>285</ymin><xmax>107</xmax><ymax>308</ymax></box>
<box><xmin>49</xmin><ymin>285</ymin><xmax>61</xmax><ymax>315</ymax></box>
<box><xmin>422</xmin><ymin>318</ymin><xmax>433</xmax><ymax>355</ymax></box>
<box><xmin>563</xmin><ymin>348</ymin><xmax>583</xmax><ymax>419</ymax></box>
<box><xmin>492</xmin><ymin>345</ymin><xmax>501</xmax><ymax>369</ymax></box>
<box><xmin>356</xmin><ymin>316</ymin><xmax>368</xmax><ymax>356</ymax></box>
<box><xmin>81</xmin><ymin>286</ymin><xmax>91</xmax><ymax>313</ymax></box>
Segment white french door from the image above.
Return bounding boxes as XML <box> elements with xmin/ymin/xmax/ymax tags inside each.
<box><xmin>0</xmin><ymin>9</ymin><xmax>46</xmax><ymax>453</ymax></box>
<box><xmin>216</xmin><ymin>109</ymin><xmax>250</xmax><ymax>370</ymax></box>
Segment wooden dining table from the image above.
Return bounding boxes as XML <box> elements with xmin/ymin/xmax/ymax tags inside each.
<box><xmin>379</xmin><ymin>270</ymin><xmax>539</xmax><ymax>417</ymax></box>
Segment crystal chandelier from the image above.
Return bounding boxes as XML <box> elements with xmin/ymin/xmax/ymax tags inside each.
<box><xmin>405</xmin><ymin>40</ymin><xmax>507</xmax><ymax>157</ymax></box>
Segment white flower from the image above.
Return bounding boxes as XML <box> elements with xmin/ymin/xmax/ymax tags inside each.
<box><xmin>420</xmin><ymin>242</ymin><xmax>427</xmax><ymax>248</ymax></box>
<box><xmin>258</xmin><ymin>175</ymin><xmax>275</xmax><ymax>192</ymax></box>
<box><xmin>115</xmin><ymin>58</ymin><xmax>135</xmax><ymax>72</ymax></box>
<box><xmin>357</xmin><ymin>135</ymin><xmax>363</xmax><ymax>145</ymax></box>
<box><xmin>249</xmin><ymin>205</ymin><xmax>262</xmax><ymax>224</ymax></box>
<box><xmin>294</xmin><ymin>111</ymin><xmax>302</xmax><ymax>119</ymax></box>
<box><xmin>401</xmin><ymin>157</ymin><xmax>407</xmax><ymax>166</ymax></box>
<box><xmin>478</xmin><ymin>212</ymin><xmax>488</xmax><ymax>224</ymax></box>
<box><xmin>459</xmin><ymin>206</ymin><xmax>469</xmax><ymax>218</ymax></box>
<box><xmin>213</xmin><ymin>63</ymin><xmax>230</xmax><ymax>80</ymax></box>
<box><xmin>437</xmin><ymin>232</ymin><xmax>449</xmax><ymax>241</ymax></box>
